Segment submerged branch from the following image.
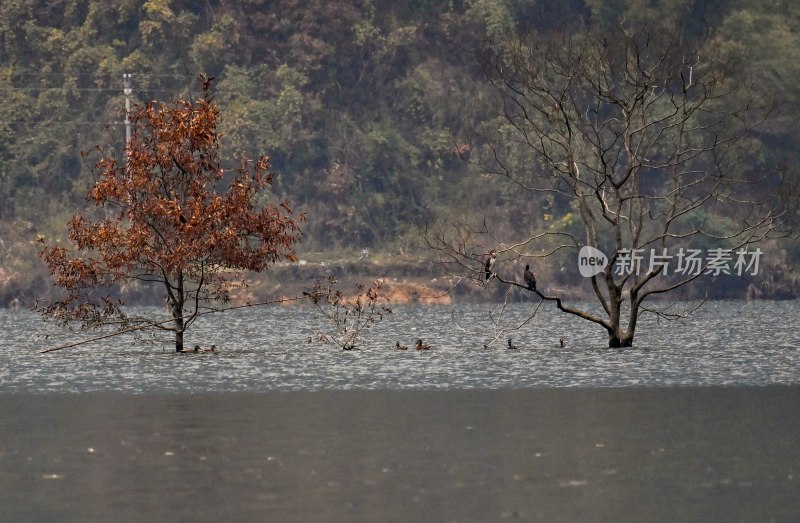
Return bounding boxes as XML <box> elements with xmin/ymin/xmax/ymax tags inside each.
<box><xmin>39</xmin><ymin>295</ymin><xmax>304</xmax><ymax>354</ymax></box>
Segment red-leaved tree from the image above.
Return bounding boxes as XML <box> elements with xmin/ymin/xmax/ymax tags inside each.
<box><xmin>37</xmin><ymin>76</ymin><xmax>303</xmax><ymax>351</ymax></box>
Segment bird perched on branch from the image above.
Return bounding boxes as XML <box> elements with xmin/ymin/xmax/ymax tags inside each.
<box><xmin>484</xmin><ymin>250</ymin><xmax>498</xmax><ymax>281</ymax></box>
<box><xmin>524</xmin><ymin>264</ymin><xmax>537</xmax><ymax>291</ymax></box>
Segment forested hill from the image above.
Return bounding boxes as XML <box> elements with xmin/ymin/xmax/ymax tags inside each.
<box><xmin>2</xmin><ymin>0</ymin><xmax>800</xmax><ymax>305</ymax></box>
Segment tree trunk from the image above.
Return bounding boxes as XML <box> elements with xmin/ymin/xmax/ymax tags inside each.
<box><xmin>606</xmin><ymin>290</ymin><xmax>637</xmax><ymax>347</ymax></box>
<box><xmin>168</xmin><ymin>298</ymin><xmax>186</xmax><ymax>352</ymax></box>
<box><xmin>173</xmin><ymin>271</ymin><xmax>185</xmax><ymax>352</ymax></box>
<box><xmin>608</xmin><ymin>333</ymin><xmax>634</xmax><ymax>348</ymax></box>
<box><xmin>175</xmin><ymin>328</ymin><xmax>184</xmax><ymax>352</ymax></box>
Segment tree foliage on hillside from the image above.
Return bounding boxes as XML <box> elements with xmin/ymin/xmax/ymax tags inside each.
<box><xmin>2</xmin><ymin>0</ymin><xmax>800</xmax><ymax>305</ymax></box>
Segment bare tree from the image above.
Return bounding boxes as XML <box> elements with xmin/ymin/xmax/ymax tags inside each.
<box><xmin>305</xmin><ymin>277</ymin><xmax>392</xmax><ymax>350</ymax></box>
<box><xmin>429</xmin><ymin>24</ymin><xmax>796</xmax><ymax>347</ymax></box>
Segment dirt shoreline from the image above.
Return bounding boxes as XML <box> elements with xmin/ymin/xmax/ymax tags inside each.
<box><xmin>5</xmin><ymin>255</ymin><xmax>799</xmax><ymax>308</ymax></box>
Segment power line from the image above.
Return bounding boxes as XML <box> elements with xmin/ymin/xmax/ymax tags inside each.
<box><xmin>0</xmin><ymin>73</ymin><xmax>281</xmax><ymax>131</ymax></box>
<box><xmin>7</xmin><ymin>72</ymin><xmax>196</xmax><ymax>78</ymax></box>
<box><xmin>0</xmin><ymin>121</ymin><xmax>106</xmax><ymax>125</ymax></box>
<box><xmin>0</xmin><ymin>87</ymin><xmax>118</xmax><ymax>92</ymax></box>
<box><xmin>0</xmin><ymin>86</ymin><xmax>184</xmax><ymax>93</ymax></box>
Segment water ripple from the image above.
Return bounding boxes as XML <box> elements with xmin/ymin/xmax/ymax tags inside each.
<box><xmin>1</xmin><ymin>301</ymin><xmax>799</xmax><ymax>392</ymax></box>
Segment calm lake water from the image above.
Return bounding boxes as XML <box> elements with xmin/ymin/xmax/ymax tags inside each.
<box><xmin>1</xmin><ymin>301</ymin><xmax>799</xmax><ymax>522</ymax></box>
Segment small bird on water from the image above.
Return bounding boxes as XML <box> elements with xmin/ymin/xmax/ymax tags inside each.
<box><xmin>415</xmin><ymin>339</ymin><xmax>432</xmax><ymax>350</ymax></box>
<box><xmin>507</xmin><ymin>338</ymin><xmax>518</xmax><ymax>350</ymax></box>
<box><xmin>395</xmin><ymin>341</ymin><xmax>408</xmax><ymax>350</ymax></box>
<box><xmin>559</xmin><ymin>337</ymin><xmax>566</xmax><ymax>348</ymax></box>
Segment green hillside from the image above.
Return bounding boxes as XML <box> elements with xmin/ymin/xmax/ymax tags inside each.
<box><xmin>2</xmin><ymin>0</ymin><xmax>799</xmax><ymax>305</ymax></box>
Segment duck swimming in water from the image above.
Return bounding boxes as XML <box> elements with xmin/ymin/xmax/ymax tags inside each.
<box><xmin>180</xmin><ymin>345</ymin><xmax>201</xmax><ymax>353</ymax></box>
<box><xmin>201</xmin><ymin>344</ymin><xmax>216</xmax><ymax>353</ymax></box>
<box><xmin>415</xmin><ymin>339</ymin><xmax>432</xmax><ymax>350</ymax></box>
<box><xmin>395</xmin><ymin>341</ymin><xmax>408</xmax><ymax>350</ymax></box>
<box><xmin>507</xmin><ymin>338</ymin><xmax>518</xmax><ymax>350</ymax></box>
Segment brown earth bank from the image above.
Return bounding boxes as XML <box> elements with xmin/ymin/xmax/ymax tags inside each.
<box><xmin>231</xmin><ymin>256</ymin><xmax>800</xmax><ymax>307</ymax></box>
<box><xmin>3</xmin><ymin>255</ymin><xmax>800</xmax><ymax>308</ymax></box>
<box><xmin>229</xmin><ymin>256</ymin><xmax>621</xmax><ymax>306</ymax></box>
<box><xmin>3</xmin><ymin>216</ymin><xmax>800</xmax><ymax>307</ymax></box>
<box><xmin>233</xmin><ymin>258</ymin><xmax>461</xmax><ymax>306</ymax></box>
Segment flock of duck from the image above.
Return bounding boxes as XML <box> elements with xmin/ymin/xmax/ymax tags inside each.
<box><xmin>396</xmin><ymin>337</ymin><xmax>566</xmax><ymax>351</ymax></box>
<box><xmin>180</xmin><ymin>344</ymin><xmax>216</xmax><ymax>353</ymax></box>
<box><xmin>178</xmin><ymin>338</ymin><xmax>567</xmax><ymax>353</ymax></box>
<box><xmin>395</xmin><ymin>339</ymin><xmax>432</xmax><ymax>350</ymax></box>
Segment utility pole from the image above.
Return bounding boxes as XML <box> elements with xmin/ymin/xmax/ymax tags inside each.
<box><xmin>121</xmin><ymin>73</ymin><xmax>133</xmax><ymax>213</ymax></box>
<box><xmin>123</xmin><ymin>73</ymin><xmax>132</xmax><ymax>152</ymax></box>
